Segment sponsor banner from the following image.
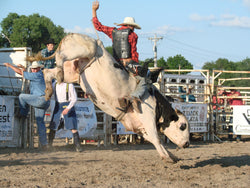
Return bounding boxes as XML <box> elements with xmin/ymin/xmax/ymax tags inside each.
<box><xmin>233</xmin><ymin>105</ymin><xmax>250</xmax><ymax>135</ymax></box>
<box><xmin>117</xmin><ymin>103</ymin><xmax>208</xmax><ymax>134</ymax></box>
<box><xmin>46</xmin><ymin>100</ymin><xmax>97</xmax><ymax>138</ymax></box>
<box><xmin>172</xmin><ymin>103</ymin><xmax>208</xmax><ymax>133</ymax></box>
<box><xmin>0</xmin><ymin>96</ymin><xmax>14</xmax><ymax>140</ymax></box>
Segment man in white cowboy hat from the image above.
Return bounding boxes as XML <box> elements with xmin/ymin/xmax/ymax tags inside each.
<box><xmin>92</xmin><ymin>1</ymin><xmax>140</xmax><ymax>64</ymax></box>
<box><xmin>92</xmin><ymin>1</ymin><xmax>148</xmax><ymax>113</ymax></box>
<box><xmin>4</xmin><ymin>61</ymin><xmax>50</xmax><ymax>149</ymax></box>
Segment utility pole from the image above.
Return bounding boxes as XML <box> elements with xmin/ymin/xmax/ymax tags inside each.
<box><xmin>148</xmin><ymin>34</ymin><xmax>163</xmax><ymax>67</ymax></box>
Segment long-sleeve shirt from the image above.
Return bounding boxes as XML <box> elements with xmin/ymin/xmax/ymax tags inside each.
<box><xmin>227</xmin><ymin>91</ymin><xmax>243</xmax><ymax>105</ymax></box>
<box><xmin>53</xmin><ymin>82</ymin><xmax>77</xmax><ymax>110</ymax></box>
<box><xmin>23</xmin><ymin>71</ymin><xmax>46</xmax><ymax>96</ymax></box>
<box><xmin>39</xmin><ymin>48</ymin><xmax>56</xmax><ymax>69</ymax></box>
<box><xmin>92</xmin><ymin>17</ymin><xmax>139</xmax><ymax>62</ymax></box>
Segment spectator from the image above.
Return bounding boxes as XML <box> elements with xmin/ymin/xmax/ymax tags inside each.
<box><xmin>213</xmin><ymin>89</ymin><xmax>226</xmax><ymax>111</ymax></box>
<box><xmin>227</xmin><ymin>86</ymin><xmax>243</xmax><ymax>141</ymax></box>
<box><xmin>4</xmin><ymin>61</ymin><xmax>50</xmax><ymax>149</ymax></box>
<box><xmin>48</xmin><ymin>81</ymin><xmax>82</xmax><ymax>152</ymax></box>
<box><xmin>178</xmin><ymin>86</ymin><xmax>196</xmax><ymax>102</ymax></box>
<box><xmin>212</xmin><ymin>90</ymin><xmax>226</xmax><ymax>132</ymax></box>
<box><xmin>227</xmin><ymin>88</ymin><xmax>243</xmax><ymax>106</ymax></box>
<box><xmin>92</xmin><ymin>0</ymin><xmax>148</xmax><ymax>113</ymax></box>
<box><xmin>39</xmin><ymin>38</ymin><xmax>56</xmax><ymax>69</ymax></box>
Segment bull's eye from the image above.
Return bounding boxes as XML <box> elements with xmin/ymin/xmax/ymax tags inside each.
<box><xmin>180</xmin><ymin>123</ymin><xmax>186</xmax><ymax>131</ymax></box>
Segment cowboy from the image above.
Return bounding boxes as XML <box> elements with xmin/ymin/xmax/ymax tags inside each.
<box><xmin>92</xmin><ymin>0</ymin><xmax>148</xmax><ymax>113</ymax></box>
<box><xmin>3</xmin><ymin>61</ymin><xmax>50</xmax><ymax>149</ymax></box>
<box><xmin>39</xmin><ymin>38</ymin><xmax>56</xmax><ymax>69</ymax></box>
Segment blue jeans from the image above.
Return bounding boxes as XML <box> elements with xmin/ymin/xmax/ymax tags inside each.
<box><xmin>19</xmin><ymin>94</ymin><xmax>50</xmax><ymax>146</ymax></box>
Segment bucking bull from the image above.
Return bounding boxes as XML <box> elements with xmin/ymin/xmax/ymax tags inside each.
<box><xmin>27</xmin><ymin>33</ymin><xmax>189</xmax><ymax>163</ymax></box>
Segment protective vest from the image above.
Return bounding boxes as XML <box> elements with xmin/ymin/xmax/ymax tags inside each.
<box><xmin>112</xmin><ymin>28</ymin><xmax>131</xmax><ymax>61</ymax></box>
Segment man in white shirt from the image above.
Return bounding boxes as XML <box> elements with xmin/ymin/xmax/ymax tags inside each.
<box><xmin>48</xmin><ymin>81</ymin><xmax>82</xmax><ymax>152</ymax></box>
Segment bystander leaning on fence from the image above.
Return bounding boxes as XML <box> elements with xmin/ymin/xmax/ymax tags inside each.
<box><xmin>3</xmin><ymin>61</ymin><xmax>50</xmax><ymax>149</ymax></box>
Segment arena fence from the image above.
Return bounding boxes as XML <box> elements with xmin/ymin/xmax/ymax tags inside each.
<box><xmin>211</xmin><ymin>70</ymin><xmax>250</xmax><ymax>141</ymax></box>
<box><xmin>1</xmin><ymin>47</ymin><xmax>249</xmax><ymax>147</ymax></box>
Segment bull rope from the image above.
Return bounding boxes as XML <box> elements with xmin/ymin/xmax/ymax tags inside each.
<box><xmin>77</xmin><ymin>55</ymin><xmax>99</xmax><ymax>85</ymax></box>
<box><xmin>79</xmin><ymin>57</ymin><xmax>97</xmax><ymax>75</ymax></box>
<box><xmin>92</xmin><ymin>20</ymin><xmax>100</xmax><ymax>41</ymax></box>
<box><xmin>116</xmin><ymin>111</ymin><xmax>126</xmax><ymax>121</ymax></box>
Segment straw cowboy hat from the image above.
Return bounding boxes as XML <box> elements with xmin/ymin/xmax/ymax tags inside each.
<box><xmin>30</xmin><ymin>61</ymin><xmax>44</xmax><ymax>69</ymax></box>
<box><xmin>114</xmin><ymin>17</ymin><xmax>141</xmax><ymax>29</ymax></box>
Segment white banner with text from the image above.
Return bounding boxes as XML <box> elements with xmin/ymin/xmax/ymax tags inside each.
<box><xmin>48</xmin><ymin>100</ymin><xmax>98</xmax><ymax>139</ymax></box>
<box><xmin>233</xmin><ymin>105</ymin><xmax>250</xmax><ymax>135</ymax></box>
<box><xmin>0</xmin><ymin>96</ymin><xmax>14</xmax><ymax>140</ymax></box>
<box><xmin>172</xmin><ymin>103</ymin><xmax>208</xmax><ymax>133</ymax></box>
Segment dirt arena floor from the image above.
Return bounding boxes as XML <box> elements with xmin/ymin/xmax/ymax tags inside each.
<box><xmin>0</xmin><ymin>136</ymin><xmax>249</xmax><ymax>188</ymax></box>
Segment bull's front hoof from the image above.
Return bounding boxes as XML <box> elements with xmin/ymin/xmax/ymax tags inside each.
<box><xmin>171</xmin><ymin>156</ymin><xmax>180</xmax><ymax>163</ymax></box>
<box><xmin>167</xmin><ymin>151</ymin><xmax>180</xmax><ymax>163</ymax></box>
<box><xmin>161</xmin><ymin>156</ymin><xmax>179</xmax><ymax>164</ymax></box>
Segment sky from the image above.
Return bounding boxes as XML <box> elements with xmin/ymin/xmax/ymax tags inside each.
<box><xmin>0</xmin><ymin>0</ymin><xmax>250</xmax><ymax>69</ymax></box>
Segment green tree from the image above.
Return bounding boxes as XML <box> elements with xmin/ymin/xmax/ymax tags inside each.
<box><xmin>234</xmin><ymin>58</ymin><xmax>250</xmax><ymax>86</ymax></box>
<box><xmin>166</xmin><ymin>54</ymin><xmax>193</xmax><ymax>74</ymax></box>
<box><xmin>157</xmin><ymin>57</ymin><xmax>168</xmax><ymax>69</ymax></box>
<box><xmin>202</xmin><ymin>58</ymin><xmax>249</xmax><ymax>86</ymax></box>
<box><xmin>139</xmin><ymin>57</ymin><xmax>168</xmax><ymax>69</ymax></box>
<box><xmin>202</xmin><ymin>58</ymin><xmax>235</xmax><ymax>85</ymax></box>
<box><xmin>202</xmin><ymin>58</ymin><xmax>235</xmax><ymax>72</ymax></box>
<box><xmin>0</xmin><ymin>13</ymin><xmax>65</xmax><ymax>53</ymax></box>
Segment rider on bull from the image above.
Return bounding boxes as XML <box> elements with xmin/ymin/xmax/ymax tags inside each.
<box><xmin>92</xmin><ymin>0</ymin><xmax>149</xmax><ymax>113</ymax></box>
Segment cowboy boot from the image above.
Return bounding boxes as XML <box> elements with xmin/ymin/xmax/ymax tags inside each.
<box><xmin>73</xmin><ymin>132</ymin><xmax>82</xmax><ymax>152</ymax></box>
<box><xmin>48</xmin><ymin>129</ymin><xmax>56</xmax><ymax>147</ymax></box>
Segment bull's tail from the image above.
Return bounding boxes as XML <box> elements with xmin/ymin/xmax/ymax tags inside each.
<box><xmin>26</xmin><ymin>52</ymin><xmax>56</xmax><ymax>62</ymax></box>
<box><xmin>26</xmin><ymin>36</ymin><xmax>64</xmax><ymax>62</ymax></box>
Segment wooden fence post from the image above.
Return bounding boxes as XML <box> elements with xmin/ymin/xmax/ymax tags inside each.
<box><xmin>104</xmin><ymin>113</ymin><xmax>112</xmax><ymax>146</ymax></box>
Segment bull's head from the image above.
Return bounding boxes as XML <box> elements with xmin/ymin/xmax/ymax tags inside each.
<box><xmin>154</xmin><ymin>87</ymin><xmax>190</xmax><ymax>149</ymax></box>
<box><xmin>163</xmin><ymin>109</ymin><xmax>190</xmax><ymax>148</ymax></box>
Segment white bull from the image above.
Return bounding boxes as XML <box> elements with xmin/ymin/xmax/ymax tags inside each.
<box><xmin>27</xmin><ymin>33</ymin><xmax>189</xmax><ymax>162</ymax></box>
